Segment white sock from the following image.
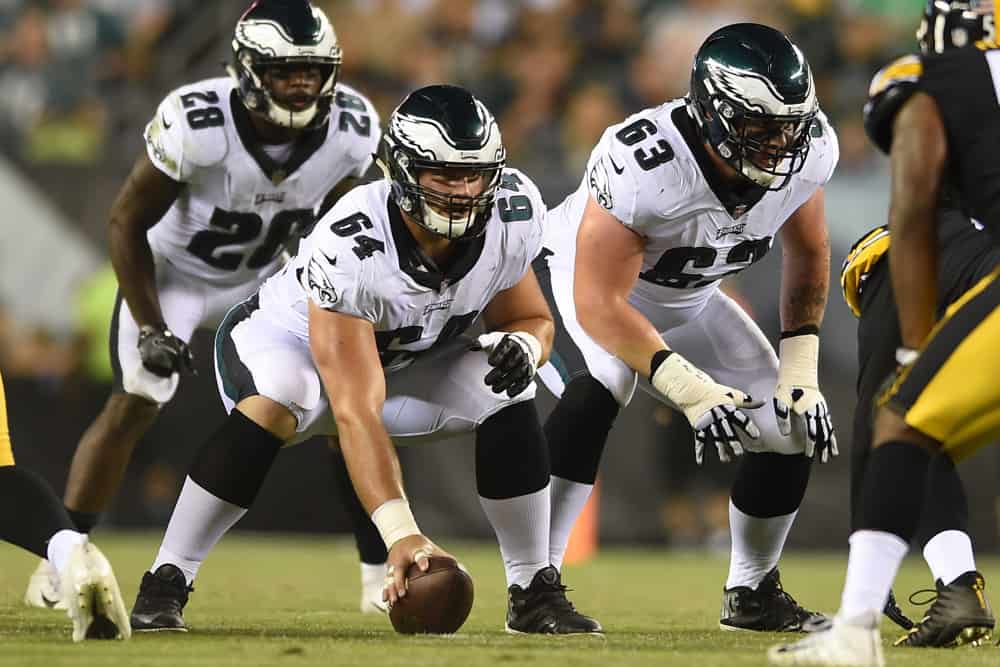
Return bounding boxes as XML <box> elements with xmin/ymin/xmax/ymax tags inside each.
<box><xmin>725</xmin><ymin>500</ymin><xmax>796</xmax><ymax>589</ymax></box>
<box><xmin>151</xmin><ymin>477</ymin><xmax>247</xmax><ymax>586</ymax></box>
<box><xmin>47</xmin><ymin>529</ymin><xmax>87</xmax><ymax>574</ymax></box>
<box><xmin>548</xmin><ymin>476</ymin><xmax>594</xmax><ymax>570</ymax></box>
<box><xmin>360</xmin><ymin>561</ymin><xmax>386</xmax><ymax>587</ymax></box>
<box><xmin>838</xmin><ymin>530</ymin><xmax>909</xmax><ymax>627</ymax></box>
<box><xmin>479</xmin><ymin>485</ymin><xmax>551</xmax><ymax>588</ymax></box>
<box><xmin>923</xmin><ymin>530</ymin><xmax>977</xmax><ymax>585</ymax></box>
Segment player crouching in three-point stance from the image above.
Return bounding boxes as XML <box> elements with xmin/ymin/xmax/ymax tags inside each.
<box><xmin>128</xmin><ymin>85</ymin><xmax>601</xmax><ymax>636</ymax></box>
<box><xmin>771</xmin><ymin>2</ymin><xmax>1000</xmax><ymax>664</ymax></box>
<box><xmin>535</xmin><ymin>23</ymin><xmax>838</xmax><ymax>633</ymax></box>
<box><xmin>0</xmin><ymin>370</ymin><xmax>129</xmax><ymax>641</ymax></box>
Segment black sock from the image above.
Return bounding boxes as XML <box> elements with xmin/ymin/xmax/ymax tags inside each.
<box><xmin>476</xmin><ymin>401</ymin><xmax>550</xmax><ymax>499</ymax></box>
<box><xmin>545</xmin><ymin>376</ymin><xmax>619</xmax><ymax>485</ymax></box>
<box><xmin>189</xmin><ymin>410</ymin><xmax>283</xmax><ymax>509</ymax></box>
<box><xmin>66</xmin><ymin>508</ymin><xmax>100</xmax><ymax>534</ymax></box>
<box><xmin>917</xmin><ymin>454</ymin><xmax>968</xmax><ymax>547</ymax></box>
<box><xmin>0</xmin><ymin>466</ymin><xmax>75</xmax><ymax>558</ymax></box>
<box><xmin>330</xmin><ymin>449</ymin><xmax>387</xmax><ymax>564</ymax></box>
<box><xmin>859</xmin><ymin>441</ymin><xmax>932</xmax><ymax>541</ymax></box>
<box><xmin>731</xmin><ymin>452</ymin><xmax>812</xmax><ymax>517</ymax></box>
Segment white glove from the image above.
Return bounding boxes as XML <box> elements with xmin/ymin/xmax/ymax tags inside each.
<box><xmin>773</xmin><ymin>333</ymin><xmax>838</xmax><ymax>462</ymax></box>
<box><xmin>650</xmin><ymin>351</ymin><xmax>763</xmax><ymax>464</ymax></box>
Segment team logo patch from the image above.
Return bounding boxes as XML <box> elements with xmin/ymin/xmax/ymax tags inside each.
<box><xmin>304</xmin><ymin>252</ymin><xmax>339</xmax><ymax>308</ymax></box>
<box><xmin>589</xmin><ymin>157</ymin><xmax>614</xmax><ymax>210</ymax></box>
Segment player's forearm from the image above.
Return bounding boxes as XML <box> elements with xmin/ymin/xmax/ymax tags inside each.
<box><xmin>780</xmin><ymin>249</ymin><xmax>829</xmax><ymax>332</ymax></box>
<box><xmin>332</xmin><ymin>407</ymin><xmax>406</xmax><ymax>515</ymax></box>
<box><xmin>577</xmin><ymin>296</ymin><xmax>666</xmax><ymax>377</ymax></box>
<box><xmin>888</xmin><ymin>206</ymin><xmax>938</xmax><ymax>349</ymax></box>
<box><xmin>109</xmin><ymin>216</ymin><xmax>165</xmax><ymax>328</ymax></box>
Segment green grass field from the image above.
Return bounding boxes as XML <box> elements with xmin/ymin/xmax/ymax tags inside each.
<box><xmin>0</xmin><ymin>533</ymin><xmax>996</xmax><ymax>666</ymax></box>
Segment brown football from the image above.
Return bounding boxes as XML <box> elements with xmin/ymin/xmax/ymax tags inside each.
<box><xmin>388</xmin><ymin>556</ymin><xmax>474</xmax><ymax>634</ymax></box>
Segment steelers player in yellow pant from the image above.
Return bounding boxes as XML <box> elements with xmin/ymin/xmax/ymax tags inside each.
<box><xmin>841</xmin><ymin>215</ymin><xmax>998</xmax><ymax>647</ymax></box>
<box><xmin>0</xmin><ymin>371</ymin><xmax>130</xmax><ymax>641</ymax></box>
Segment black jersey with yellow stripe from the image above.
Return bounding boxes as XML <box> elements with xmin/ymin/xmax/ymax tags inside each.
<box><xmin>864</xmin><ymin>45</ymin><xmax>1000</xmax><ymax>240</ymax></box>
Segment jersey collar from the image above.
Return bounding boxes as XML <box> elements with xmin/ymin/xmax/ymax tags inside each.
<box><xmin>230</xmin><ymin>91</ymin><xmax>327</xmax><ymax>186</ymax></box>
<box><xmin>386</xmin><ymin>197</ymin><xmax>487</xmax><ymax>291</ymax></box>
<box><xmin>672</xmin><ymin>106</ymin><xmax>767</xmax><ymax>219</ymax></box>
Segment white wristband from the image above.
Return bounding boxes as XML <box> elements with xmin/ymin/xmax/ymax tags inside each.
<box><xmin>371</xmin><ymin>498</ymin><xmax>421</xmax><ymax>549</ymax></box>
<box><xmin>777</xmin><ymin>333</ymin><xmax>819</xmax><ymax>389</ymax></box>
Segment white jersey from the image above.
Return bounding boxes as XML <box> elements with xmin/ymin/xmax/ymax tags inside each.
<box><xmin>257</xmin><ymin>169</ymin><xmax>547</xmax><ymax>371</ymax></box>
<box><xmin>143</xmin><ymin>77</ymin><xmax>380</xmax><ymax>287</ymax></box>
<box><xmin>547</xmin><ymin>99</ymin><xmax>839</xmax><ymax>309</ymax></box>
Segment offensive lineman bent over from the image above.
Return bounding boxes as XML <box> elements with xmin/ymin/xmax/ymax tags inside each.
<box><xmin>537</xmin><ymin>23</ymin><xmax>838</xmax><ymax>632</ymax></box>
<box><xmin>129</xmin><ymin>85</ymin><xmax>600</xmax><ymax>635</ymax></box>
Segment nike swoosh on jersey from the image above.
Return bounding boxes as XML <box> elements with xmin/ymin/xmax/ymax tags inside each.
<box><xmin>608</xmin><ymin>155</ymin><xmax>625</xmax><ymax>175</ymax></box>
<box><xmin>162</xmin><ymin>114</ymin><xmax>172</xmax><ymax>130</ymax></box>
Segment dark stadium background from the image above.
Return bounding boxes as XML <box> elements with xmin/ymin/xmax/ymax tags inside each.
<box><xmin>0</xmin><ymin>0</ymin><xmax>996</xmax><ymax>552</ymax></box>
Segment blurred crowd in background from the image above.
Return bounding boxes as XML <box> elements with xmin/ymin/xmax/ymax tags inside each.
<box><xmin>3</xmin><ymin>0</ymin><xmax>995</xmax><ymax>550</ymax></box>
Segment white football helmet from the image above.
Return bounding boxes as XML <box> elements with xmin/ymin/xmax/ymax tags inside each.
<box><xmin>229</xmin><ymin>0</ymin><xmax>342</xmax><ymax>130</ymax></box>
<box><xmin>378</xmin><ymin>85</ymin><xmax>506</xmax><ymax>239</ymax></box>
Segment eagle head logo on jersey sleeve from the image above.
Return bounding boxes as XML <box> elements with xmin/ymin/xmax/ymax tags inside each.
<box><xmin>687</xmin><ymin>23</ymin><xmax>818</xmax><ymax>191</ymax></box>
<box><xmin>588</xmin><ymin>157</ymin><xmax>614</xmax><ymax>211</ymax></box>
<box><xmin>917</xmin><ymin>0</ymin><xmax>995</xmax><ymax>54</ymax></box>
<box><xmin>377</xmin><ymin>85</ymin><xmax>506</xmax><ymax>240</ymax></box>
<box><xmin>303</xmin><ymin>250</ymin><xmax>339</xmax><ymax>308</ymax></box>
<box><xmin>229</xmin><ymin>0</ymin><xmax>342</xmax><ymax>130</ymax></box>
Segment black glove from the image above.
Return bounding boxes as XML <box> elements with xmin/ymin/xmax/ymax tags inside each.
<box><xmin>137</xmin><ymin>324</ymin><xmax>195</xmax><ymax>378</ymax></box>
<box><xmin>475</xmin><ymin>332</ymin><xmax>541</xmax><ymax>398</ymax></box>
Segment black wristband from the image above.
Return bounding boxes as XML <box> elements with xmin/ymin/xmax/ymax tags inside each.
<box><xmin>780</xmin><ymin>324</ymin><xmax>819</xmax><ymax>339</ymax></box>
<box><xmin>649</xmin><ymin>349</ymin><xmax>673</xmax><ymax>379</ymax></box>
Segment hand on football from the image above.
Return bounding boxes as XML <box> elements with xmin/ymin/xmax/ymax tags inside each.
<box><xmin>474</xmin><ymin>331</ymin><xmax>541</xmax><ymax>398</ymax></box>
<box><xmin>650</xmin><ymin>351</ymin><xmax>762</xmax><ymax>464</ymax></box>
<box><xmin>383</xmin><ymin>535</ymin><xmax>452</xmax><ymax>607</ymax></box>
<box><xmin>137</xmin><ymin>324</ymin><xmax>195</xmax><ymax>378</ymax></box>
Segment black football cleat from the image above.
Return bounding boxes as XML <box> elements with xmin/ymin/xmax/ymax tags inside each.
<box><xmin>130</xmin><ymin>564</ymin><xmax>192</xmax><ymax>632</ymax></box>
<box><xmin>894</xmin><ymin>570</ymin><xmax>994</xmax><ymax>647</ymax></box>
<box><xmin>506</xmin><ymin>566</ymin><xmax>603</xmax><ymax>635</ymax></box>
<box><xmin>719</xmin><ymin>567</ymin><xmax>825</xmax><ymax>632</ymax></box>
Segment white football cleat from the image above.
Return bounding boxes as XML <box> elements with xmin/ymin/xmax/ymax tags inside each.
<box><xmin>25</xmin><ymin>558</ymin><xmax>66</xmax><ymax>610</ymax></box>
<box><xmin>360</xmin><ymin>562</ymin><xmax>388</xmax><ymax>614</ymax></box>
<box><xmin>768</xmin><ymin>618</ymin><xmax>884</xmax><ymax>666</ymax></box>
<box><xmin>60</xmin><ymin>540</ymin><xmax>131</xmax><ymax>642</ymax></box>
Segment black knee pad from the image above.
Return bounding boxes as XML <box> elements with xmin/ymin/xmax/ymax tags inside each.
<box><xmin>476</xmin><ymin>401</ymin><xmax>550</xmax><ymax>500</ymax></box>
<box><xmin>731</xmin><ymin>452</ymin><xmax>812</xmax><ymax>518</ymax></box>
<box><xmin>545</xmin><ymin>376</ymin><xmax>619</xmax><ymax>485</ymax></box>
<box><xmin>189</xmin><ymin>410</ymin><xmax>283</xmax><ymax>509</ymax></box>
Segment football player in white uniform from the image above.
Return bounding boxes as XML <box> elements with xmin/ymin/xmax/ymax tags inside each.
<box><xmin>25</xmin><ymin>0</ymin><xmax>381</xmax><ymax>609</ymax></box>
<box><xmin>127</xmin><ymin>85</ymin><xmax>602</xmax><ymax>635</ymax></box>
<box><xmin>535</xmin><ymin>23</ymin><xmax>839</xmax><ymax>632</ymax></box>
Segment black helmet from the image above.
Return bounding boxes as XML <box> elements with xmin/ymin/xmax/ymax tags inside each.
<box><xmin>229</xmin><ymin>0</ymin><xmax>342</xmax><ymax>129</ymax></box>
<box><xmin>916</xmin><ymin>0</ymin><xmax>995</xmax><ymax>54</ymax></box>
<box><xmin>687</xmin><ymin>23</ymin><xmax>818</xmax><ymax>190</ymax></box>
<box><xmin>378</xmin><ymin>85</ymin><xmax>506</xmax><ymax>240</ymax></box>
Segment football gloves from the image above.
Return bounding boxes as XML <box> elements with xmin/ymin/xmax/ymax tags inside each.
<box><xmin>475</xmin><ymin>331</ymin><xmax>542</xmax><ymax>398</ymax></box>
<box><xmin>773</xmin><ymin>332</ymin><xmax>838</xmax><ymax>463</ymax></box>
<box><xmin>137</xmin><ymin>324</ymin><xmax>194</xmax><ymax>378</ymax></box>
<box><xmin>650</xmin><ymin>350</ymin><xmax>762</xmax><ymax>464</ymax></box>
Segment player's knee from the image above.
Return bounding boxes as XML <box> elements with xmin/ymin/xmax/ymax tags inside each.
<box><xmin>476</xmin><ymin>401</ymin><xmax>550</xmax><ymax>499</ymax></box>
<box><xmin>546</xmin><ymin>375</ymin><xmax>619</xmax><ymax>484</ymax></box>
